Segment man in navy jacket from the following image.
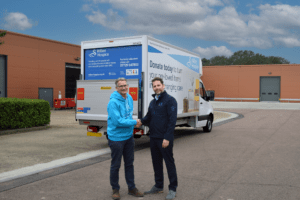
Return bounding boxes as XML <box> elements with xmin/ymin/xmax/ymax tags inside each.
<box><xmin>141</xmin><ymin>77</ymin><xmax>178</xmax><ymax>200</ymax></box>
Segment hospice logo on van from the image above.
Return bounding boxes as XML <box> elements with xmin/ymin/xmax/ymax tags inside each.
<box><xmin>168</xmin><ymin>54</ymin><xmax>199</xmax><ymax>73</ymax></box>
<box><xmin>187</xmin><ymin>57</ymin><xmax>198</xmax><ymax>72</ymax></box>
<box><xmin>126</xmin><ymin>69</ymin><xmax>139</xmax><ymax>75</ymax></box>
<box><xmin>89</xmin><ymin>50</ymin><xmax>96</xmax><ymax>57</ymax></box>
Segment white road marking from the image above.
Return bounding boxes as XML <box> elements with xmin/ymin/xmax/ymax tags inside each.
<box><xmin>0</xmin><ymin>148</ymin><xmax>111</xmax><ymax>183</ymax></box>
<box><xmin>213</xmin><ymin>111</ymin><xmax>239</xmax><ymax>124</ymax></box>
<box><xmin>0</xmin><ymin>111</ymin><xmax>240</xmax><ymax>183</ymax></box>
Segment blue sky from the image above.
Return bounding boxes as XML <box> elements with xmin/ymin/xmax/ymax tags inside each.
<box><xmin>1</xmin><ymin>0</ymin><xmax>300</xmax><ymax>63</ymax></box>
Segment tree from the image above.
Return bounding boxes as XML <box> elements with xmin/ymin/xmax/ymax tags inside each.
<box><xmin>209</xmin><ymin>55</ymin><xmax>228</xmax><ymax>66</ymax></box>
<box><xmin>201</xmin><ymin>58</ymin><xmax>210</xmax><ymax>66</ymax></box>
<box><xmin>267</xmin><ymin>56</ymin><xmax>289</xmax><ymax>64</ymax></box>
<box><xmin>227</xmin><ymin>50</ymin><xmax>256</xmax><ymax>65</ymax></box>
<box><xmin>0</xmin><ymin>31</ymin><xmax>7</xmax><ymax>45</ymax></box>
<box><xmin>202</xmin><ymin>50</ymin><xmax>290</xmax><ymax>66</ymax></box>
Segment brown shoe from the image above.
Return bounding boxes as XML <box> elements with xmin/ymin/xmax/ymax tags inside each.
<box><xmin>128</xmin><ymin>188</ymin><xmax>144</xmax><ymax>197</ymax></box>
<box><xmin>112</xmin><ymin>189</ymin><xmax>120</xmax><ymax>200</ymax></box>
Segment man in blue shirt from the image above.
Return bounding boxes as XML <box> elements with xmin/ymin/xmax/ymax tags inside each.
<box><xmin>107</xmin><ymin>78</ymin><xmax>143</xmax><ymax>200</ymax></box>
<box><xmin>141</xmin><ymin>77</ymin><xmax>178</xmax><ymax>200</ymax></box>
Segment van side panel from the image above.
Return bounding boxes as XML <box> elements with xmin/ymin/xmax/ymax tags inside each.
<box><xmin>147</xmin><ymin>38</ymin><xmax>201</xmax><ymax>115</ymax></box>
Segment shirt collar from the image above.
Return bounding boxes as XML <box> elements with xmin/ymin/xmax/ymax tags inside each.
<box><xmin>155</xmin><ymin>94</ymin><xmax>160</xmax><ymax>100</ymax></box>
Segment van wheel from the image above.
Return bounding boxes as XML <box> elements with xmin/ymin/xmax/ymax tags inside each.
<box><xmin>203</xmin><ymin>117</ymin><xmax>212</xmax><ymax>132</ymax></box>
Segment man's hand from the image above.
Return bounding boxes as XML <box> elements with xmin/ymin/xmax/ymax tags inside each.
<box><xmin>135</xmin><ymin>119</ymin><xmax>142</xmax><ymax>128</ymax></box>
<box><xmin>162</xmin><ymin>139</ymin><xmax>169</xmax><ymax>148</ymax></box>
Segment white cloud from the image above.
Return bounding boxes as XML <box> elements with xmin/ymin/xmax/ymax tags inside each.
<box><xmin>85</xmin><ymin>0</ymin><xmax>219</xmax><ymax>28</ymax></box>
<box><xmin>3</xmin><ymin>12</ymin><xmax>34</xmax><ymax>30</ymax></box>
<box><xmin>86</xmin><ymin>9</ymin><xmax>125</xmax><ymax>30</ymax></box>
<box><xmin>194</xmin><ymin>46</ymin><xmax>233</xmax><ymax>59</ymax></box>
<box><xmin>83</xmin><ymin>1</ymin><xmax>300</xmax><ymax>48</ymax></box>
<box><xmin>273</xmin><ymin>37</ymin><xmax>300</xmax><ymax>48</ymax></box>
<box><xmin>86</xmin><ymin>11</ymin><xmax>108</xmax><ymax>27</ymax></box>
<box><xmin>185</xmin><ymin>7</ymin><xmax>249</xmax><ymax>41</ymax></box>
<box><xmin>245</xmin><ymin>4</ymin><xmax>300</xmax><ymax>47</ymax></box>
<box><xmin>258</xmin><ymin>4</ymin><xmax>300</xmax><ymax>28</ymax></box>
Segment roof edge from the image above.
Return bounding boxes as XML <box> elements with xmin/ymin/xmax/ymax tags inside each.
<box><xmin>0</xmin><ymin>29</ymin><xmax>80</xmax><ymax>48</ymax></box>
<box><xmin>203</xmin><ymin>64</ymin><xmax>300</xmax><ymax>67</ymax></box>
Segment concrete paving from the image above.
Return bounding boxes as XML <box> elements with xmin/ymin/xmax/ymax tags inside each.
<box><xmin>211</xmin><ymin>101</ymin><xmax>300</xmax><ymax>110</ymax></box>
<box><xmin>0</xmin><ymin>108</ymin><xmax>299</xmax><ymax>200</ymax></box>
<box><xmin>0</xmin><ymin>109</ymin><xmax>234</xmax><ymax>183</ymax></box>
<box><xmin>0</xmin><ymin>109</ymin><xmax>107</xmax><ymax>174</ymax></box>
<box><xmin>1</xmin><ymin>102</ymin><xmax>300</xmax><ymax>199</ymax></box>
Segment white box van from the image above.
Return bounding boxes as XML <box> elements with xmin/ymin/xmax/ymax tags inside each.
<box><xmin>76</xmin><ymin>35</ymin><xmax>214</xmax><ymax>138</ymax></box>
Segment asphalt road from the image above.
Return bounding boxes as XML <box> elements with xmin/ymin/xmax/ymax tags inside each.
<box><xmin>1</xmin><ymin>107</ymin><xmax>300</xmax><ymax>200</ymax></box>
<box><xmin>0</xmin><ymin>109</ymin><xmax>232</xmax><ymax>175</ymax></box>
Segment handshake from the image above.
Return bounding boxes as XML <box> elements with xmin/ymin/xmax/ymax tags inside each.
<box><xmin>135</xmin><ymin>119</ymin><xmax>142</xmax><ymax>128</ymax></box>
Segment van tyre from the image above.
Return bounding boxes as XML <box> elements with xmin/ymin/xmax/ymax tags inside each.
<box><xmin>203</xmin><ymin>117</ymin><xmax>212</xmax><ymax>132</ymax></box>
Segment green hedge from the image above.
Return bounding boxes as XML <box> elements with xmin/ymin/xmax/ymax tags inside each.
<box><xmin>0</xmin><ymin>98</ymin><xmax>50</xmax><ymax>130</ymax></box>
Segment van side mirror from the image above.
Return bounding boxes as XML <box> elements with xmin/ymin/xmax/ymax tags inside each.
<box><xmin>203</xmin><ymin>95</ymin><xmax>210</xmax><ymax>101</ymax></box>
<box><xmin>206</xmin><ymin>90</ymin><xmax>215</xmax><ymax>101</ymax></box>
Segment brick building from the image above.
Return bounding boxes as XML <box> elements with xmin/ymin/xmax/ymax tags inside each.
<box><xmin>0</xmin><ymin>31</ymin><xmax>81</xmax><ymax>107</ymax></box>
<box><xmin>202</xmin><ymin>64</ymin><xmax>300</xmax><ymax>103</ymax></box>
<box><xmin>1</xmin><ymin>31</ymin><xmax>299</xmax><ymax>106</ymax></box>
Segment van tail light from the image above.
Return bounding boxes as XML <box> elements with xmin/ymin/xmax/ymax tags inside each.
<box><xmin>77</xmin><ymin>88</ymin><xmax>84</xmax><ymax>100</ymax></box>
<box><xmin>87</xmin><ymin>126</ymin><xmax>97</xmax><ymax>132</ymax></box>
<box><xmin>129</xmin><ymin>87</ymin><xmax>138</xmax><ymax>101</ymax></box>
<box><xmin>133</xmin><ymin>129</ymin><xmax>144</xmax><ymax>135</ymax></box>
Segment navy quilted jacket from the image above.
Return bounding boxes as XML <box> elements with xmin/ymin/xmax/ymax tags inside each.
<box><xmin>141</xmin><ymin>91</ymin><xmax>177</xmax><ymax>141</ymax></box>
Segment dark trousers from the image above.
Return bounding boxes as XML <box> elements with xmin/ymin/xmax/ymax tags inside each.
<box><xmin>150</xmin><ymin>137</ymin><xmax>178</xmax><ymax>192</ymax></box>
<box><xmin>108</xmin><ymin>136</ymin><xmax>135</xmax><ymax>190</ymax></box>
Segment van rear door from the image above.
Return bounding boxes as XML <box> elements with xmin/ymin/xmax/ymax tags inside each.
<box><xmin>76</xmin><ymin>79</ymin><xmax>139</xmax><ymax>121</ymax></box>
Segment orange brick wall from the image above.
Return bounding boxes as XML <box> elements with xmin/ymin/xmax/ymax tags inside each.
<box><xmin>0</xmin><ymin>31</ymin><xmax>80</xmax><ymax>99</ymax></box>
<box><xmin>202</xmin><ymin>64</ymin><xmax>300</xmax><ymax>102</ymax></box>
<box><xmin>1</xmin><ymin>31</ymin><xmax>299</xmax><ymax>102</ymax></box>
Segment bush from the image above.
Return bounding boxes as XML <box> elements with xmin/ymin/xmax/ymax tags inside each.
<box><xmin>0</xmin><ymin>98</ymin><xmax>50</xmax><ymax>130</ymax></box>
